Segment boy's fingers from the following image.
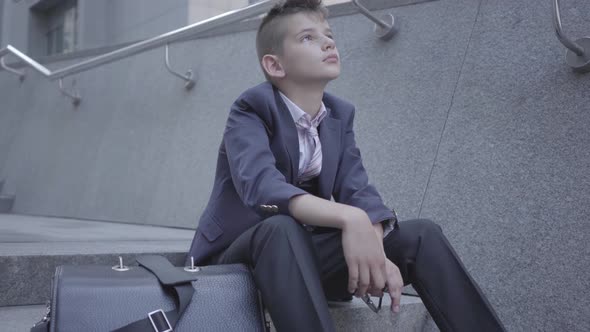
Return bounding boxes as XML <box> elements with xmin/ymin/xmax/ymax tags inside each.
<box><xmin>385</xmin><ymin>262</ymin><xmax>402</xmax><ymax>313</ymax></box>
<box><xmin>369</xmin><ymin>264</ymin><xmax>386</xmax><ymax>297</ymax></box>
<box><xmin>368</xmin><ymin>283</ymin><xmax>384</xmax><ymax>297</ymax></box>
<box><xmin>348</xmin><ymin>262</ymin><xmax>359</xmax><ymax>293</ymax></box>
<box><xmin>356</xmin><ymin>265</ymin><xmax>371</xmax><ymax>297</ymax></box>
<box><xmin>390</xmin><ymin>286</ymin><xmax>401</xmax><ymax>313</ymax></box>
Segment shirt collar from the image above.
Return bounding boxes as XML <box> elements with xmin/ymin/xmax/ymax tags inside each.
<box><xmin>279</xmin><ymin>91</ymin><xmax>327</xmax><ymax>127</ymax></box>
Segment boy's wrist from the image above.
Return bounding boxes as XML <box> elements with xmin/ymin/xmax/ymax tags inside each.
<box><xmin>372</xmin><ymin>222</ymin><xmax>384</xmax><ymax>238</ymax></box>
<box><xmin>339</xmin><ymin>206</ymin><xmax>370</xmax><ymax>230</ymax></box>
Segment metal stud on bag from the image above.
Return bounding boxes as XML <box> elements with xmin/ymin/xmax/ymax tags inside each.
<box><xmin>184</xmin><ymin>256</ymin><xmax>200</xmax><ymax>272</ymax></box>
<box><xmin>32</xmin><ymin>300</ymin><xmax>51</xmax><ymax>328</ymax></box>
<box><xmin>112</xmin><ymin>256</ymin><xmax>130</xmax><ymax>272</ymax></box>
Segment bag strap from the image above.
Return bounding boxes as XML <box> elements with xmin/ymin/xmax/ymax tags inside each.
<box><xmin>113</xmin><ymin>255</ymin><xmax>198</xmax><ymax>332</ymax></box>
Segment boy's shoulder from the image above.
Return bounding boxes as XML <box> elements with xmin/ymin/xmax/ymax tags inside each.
<box><xmin>235</xmin><ymin>81</ymin><xmax>356</xmax><ymax>119</ymax></box>
<box><xmin>322</xmin><ymin>90</ymin><xmax>356</xmax><ymax>119</ymax></box>
<box><xmin>236</xmin><ymin>81</ymin><xmax>275</xmax><ymax>107</ymax></box>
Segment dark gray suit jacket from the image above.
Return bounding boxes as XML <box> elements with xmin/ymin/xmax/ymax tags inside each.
<box><xmin>187</xmin><ymin>81</ymin><xmax>394</xmax><ymax>264</ymax></box>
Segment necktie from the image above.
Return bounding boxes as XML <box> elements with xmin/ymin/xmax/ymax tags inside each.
<box><xmin>297</xmin><ymin>118</ymin><xmax>322</xmax><ymax>181</ymax></box>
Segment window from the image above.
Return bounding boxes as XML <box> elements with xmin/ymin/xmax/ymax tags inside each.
<box><xmin>45</xmin><ymin>0</ymin><xmax>77</xmax><ymax>55</ymax></box>
<box><xmin>30</xmin><ymin>0</ymin><xmax>78</xmax><ymax>56</ymax></box>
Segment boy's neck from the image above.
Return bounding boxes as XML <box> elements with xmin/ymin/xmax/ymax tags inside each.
<box><xmin>276</xmin><ymin>81</ymin><xmax>326</xmax><ymax>118</ymax></box>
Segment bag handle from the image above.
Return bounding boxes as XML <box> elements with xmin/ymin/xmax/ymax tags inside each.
<box><xmin>113</xmin><ymin>255</ymin><xmax>198</xmax><ymax>332</ymax></box>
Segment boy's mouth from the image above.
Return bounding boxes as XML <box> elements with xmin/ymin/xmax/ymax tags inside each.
<box><xmin>323</xmin><ymin>54</ymin><xmax>339</xmax><ymax>62</ymax></box>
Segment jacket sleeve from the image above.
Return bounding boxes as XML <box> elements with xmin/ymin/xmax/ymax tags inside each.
<box><xmin>332</xmin><ymin>107</ymin><xmax>395</xmax><ymax>224</ymax></box>
<box><xmin>224</xmin><ymin>101</ymin><xmax>307</xmax><ymax>216</ymax></box>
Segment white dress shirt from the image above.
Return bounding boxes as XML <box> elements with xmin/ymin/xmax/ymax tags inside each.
<box><xmin>279</xmin><ymin>91</ymin><xmax>327</xmax><ymax>181</ymax></box>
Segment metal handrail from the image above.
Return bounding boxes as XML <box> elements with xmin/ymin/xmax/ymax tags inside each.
<box><xmin>0</xmin><ymin>0</ymin><xmax>401</xmax><ymax>104</ymax></box>
<box><xmin>0</xmin><ymin>0</ymin><xmax>276</xmax><ymax>81</ymax></box>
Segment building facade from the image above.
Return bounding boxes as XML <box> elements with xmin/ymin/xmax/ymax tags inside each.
<box><xmin>0</xmin><ymin>0</ymin><xmax>348</xmax><ymax>56</ymax></box>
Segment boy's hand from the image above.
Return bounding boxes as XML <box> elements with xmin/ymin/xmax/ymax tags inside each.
<box><xmin>365</xmin><ymin>259</ymin><xmax>404</xmax><ymax>313</ymax></box>
<box><xmin>341</xmin><ymin>207</ymin><xmax>387</xmax><ymax>298</ymax></box>
<box><xmin>384</xmin><ymin>259</ymin><xmax>403</xmax><ymax>313</ymax></box>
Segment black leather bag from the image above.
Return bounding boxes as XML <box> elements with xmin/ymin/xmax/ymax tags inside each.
<box><xmin>32</xmin><ymin>255</ymin><xmax>269</xmax><ymax>332</ymax></box>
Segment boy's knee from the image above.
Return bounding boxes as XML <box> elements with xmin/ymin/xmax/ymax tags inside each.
<box><xmin>260</xmin><ymin>215</ymin><xmax>305</xmax><ymax>236</ymax></box>
<box><xmin>383</xmin><ymin>219</ymin><xmax>444</xmax><ymax>261</ymax></box>
<box><xmin>251</xmin><ymin>215</ymin><xmax>311</xmax><ymax>260</ymax></box>
<box><xmin>398</xmin><ymin>219</ymin><xmax>443</xmax><ymax>241</ymax></box>
<box><xmin>411</xmin><ymin>218</ymin><xmax>442</xmax><ymax>233</ymax></box>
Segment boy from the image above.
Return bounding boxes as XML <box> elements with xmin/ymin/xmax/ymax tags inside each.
<box><xmin>187</xmin><ymin>1</ymin><xmax>506</xmax><ymax>331</ymax></box>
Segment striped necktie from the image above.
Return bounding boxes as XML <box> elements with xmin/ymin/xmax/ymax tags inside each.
<box><xmin>297</xmin><ymin>118</ymin><xmax>322</xmax><ymax>181</ymax></box>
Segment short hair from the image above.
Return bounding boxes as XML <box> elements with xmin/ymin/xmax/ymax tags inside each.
<box><xmin>256</xmin><ymin>0</ymin><xmax>329</xmax><ymax>80</ymax></box>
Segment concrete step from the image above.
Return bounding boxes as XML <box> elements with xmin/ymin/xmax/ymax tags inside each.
<box><xmin>0</xmin><ymin>180</ymin><xmax>4</xmax><ymax>193</ymax></box>
<box><xmin>329</xmin><ymin>296</ymin><xmax>438</xmax><ymax>332</ymax></box>
<box><xmin>0</xmin><ymin>304</ymin><xmax>46</xmax><ymax>332</ymax></box>
<box><xmin>0</xmin><ymin>195</ymin><xmax>15</xmax><ymax>213</ymax></box>
<box><xmin>0</xmin><ymin>213</ymin><xmax>436</xmax><ymax>331</ymax></box>
<box><xmin>1</xmin><ymin>297</ymin><xmax>438</xmax><ymax>332</ymax></box>
<box><xmin>0</xmin><ymin>214</ymin><xmax>195</xmax><ymax>306</ymax></box>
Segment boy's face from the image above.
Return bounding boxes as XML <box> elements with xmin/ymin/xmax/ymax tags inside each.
<box><xmin>276</xmin><ymin>12</ymin><xmax>340</xmax><ymax>84</ymax></box>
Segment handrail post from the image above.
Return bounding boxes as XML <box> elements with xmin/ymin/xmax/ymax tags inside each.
<box><xmin>58</xmin><ymin>78</ymin><xmax>81</xmax><ymax>106</ymax></box>
<box><xmin>351</xmin><ymin>0</ymin><xmax>397</xmax><ymax>41</ymax></box>
<box><xmin>552</xmin><ymin>0</ymin><xmax>590</xmax><ymax>73</ymax></box>
<box><xmin>552</xmin><ymin>0</ymin><xmax>584</xmax><ymax>56</ymax></box>
<box><xmin>0</xmin><ymin>56</ymin><xmax>26</xmax><ymax>81</ymax></box>
<box><xmin>165</xmin><ymin>44</ymin><xmax>195</xmax><ymax>90</ymax></box>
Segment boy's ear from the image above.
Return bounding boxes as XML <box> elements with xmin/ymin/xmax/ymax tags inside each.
<box><xmin>261</xmin><ymin>54</ymin><xmax>286</xmax><ymax>79</ymax></box>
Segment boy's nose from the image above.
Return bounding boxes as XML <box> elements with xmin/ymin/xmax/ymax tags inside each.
<box><xmin>322</xmin><ymin>38</ymin><xmax>336</xmax><ymax>51</ymax></box>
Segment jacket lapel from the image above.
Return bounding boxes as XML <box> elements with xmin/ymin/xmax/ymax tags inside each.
<box><xmin>317</xmin><ymin>107</ymin><xmax>341</xmax><ymax>199</ymax></box>
<box><xmin>273</xmin><ymin>87</ymin><xmax>299</xmax><ymax>183</ymax></box>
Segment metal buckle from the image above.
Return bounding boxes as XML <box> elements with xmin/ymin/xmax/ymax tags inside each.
<box><xmin>148</xmin><ymin>309</ymin><xmax>173</xmax><ymax>332</ymax></box>
<box><xmin>361</xmin><ymin>294</ymin><xmax>384</xmax><ymax>313</ymax></box>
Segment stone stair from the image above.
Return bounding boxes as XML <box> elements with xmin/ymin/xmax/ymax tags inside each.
<box><xmin>0</xmin><ymin>180</ymin><xmax>15</xmax><ymax>213</ymax></box>
<box><xmin>0</xmin><ymin>214</ymin><xmax>437</xmax><ymax>331</ymax></box>
<box><xmin>0</xmin><ymin>214</ymin><xmax>192</xmax><ymax>307</ymax></box>
<box><xmin>2</xmin><ymin>297</ymin><xmax>438</xmax><ymax>332</ymax></box>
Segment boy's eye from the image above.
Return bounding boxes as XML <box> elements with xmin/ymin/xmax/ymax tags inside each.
<box><xmin>301</xmin><ymin>34</ymin><xmax>313</xmax><ymax>41</ymax></box>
